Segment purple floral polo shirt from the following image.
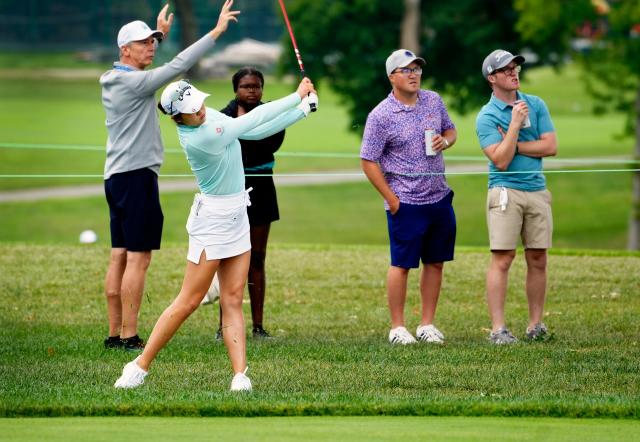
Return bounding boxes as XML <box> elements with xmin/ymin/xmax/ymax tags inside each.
<box><xmin>360</xmin><ymin>90</ymin><xmax>455</xmax><ymax>207</ymax></box>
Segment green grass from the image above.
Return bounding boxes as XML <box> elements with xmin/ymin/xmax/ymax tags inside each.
<box><xmin>2</xmin><ymin>416</ymin><xmax>639</xmax><ymax>442</ymax></box>
<box><xmin>1</xmin><ymin>244</ymin><xmax>638</xmax><ymax>418</ymax></box>
<box><xmin>0</xmin><ymin>171</ymin><xmax>632</xmax><ymax>249</ymax></box>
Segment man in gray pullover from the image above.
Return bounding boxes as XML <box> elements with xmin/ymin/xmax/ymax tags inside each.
<box><xmin>100</xmin><ymin>1</ymin><xmax>239</xmax><ymax>351</ymax></box>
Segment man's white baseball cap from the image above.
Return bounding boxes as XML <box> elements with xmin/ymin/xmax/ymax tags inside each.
<box><xmin>117</xmin><ymin>20</ymin><xmax>164</xmax><ymax>48</ymax></box>
<box><xmin>385</xmin><ymin>49</ymin><xmax>426</xmax><ymax>76</ymax></box>
<box><xmin>160</xmin><ymin>80</ymin><xmax>210</xmax><ymax>116</ymax></box>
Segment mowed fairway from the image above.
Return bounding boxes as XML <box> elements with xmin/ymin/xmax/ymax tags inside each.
<box><xmin>2</xmin><ymin>416</ymin><xmax>639</xmax><ymax>442</ymax></box>
<box><xmin>1</xmin><ymin>245</ymin><xmax>638</xmax><ymax>419</ymax></box>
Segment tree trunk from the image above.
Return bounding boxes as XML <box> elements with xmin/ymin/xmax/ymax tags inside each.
<box><xmin>400</xmin><ymin>0</ymin><xmax>421</xmax><ymax>53</ymax></box>
<box><xmin>628</xmin><ymin>85</ymin><xmax>640</xmax><ymax>250</ymax></box>
<box><xmin>173</xmin><ymin>0</ymin><xmax>202</xmax><ymax>79</ymax></box>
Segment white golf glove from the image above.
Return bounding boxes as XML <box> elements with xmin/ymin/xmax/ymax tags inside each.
<box><xmin>297</xmin><ymin>92</ymin><xmax>319</xmax><ymax>116</ymax></box>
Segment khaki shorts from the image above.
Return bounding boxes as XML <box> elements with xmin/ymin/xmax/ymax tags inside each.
<box><xmin>486</xmin><ymin>187</ymin><xmax>553</xmax><ymax>250</ymax></box>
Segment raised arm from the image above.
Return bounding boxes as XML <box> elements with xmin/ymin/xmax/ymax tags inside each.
<box><xmin>134</xmin><ymin>0</ymin><xmax>240</xmax><ymax>95</ymax></box>
<box><xmin>222</xmin><ymin>77</ymin><xmax>315</xmax><ymax>141</ymax></box>
<box><xmin>240</xmin><ymin>107</ymin><xmax>304</xmax><ymax>140</ymax></box>
<box><xmin>156</xmin><ymin>4</ymin><xmax>174</xmax><ymax>39</ymax></box>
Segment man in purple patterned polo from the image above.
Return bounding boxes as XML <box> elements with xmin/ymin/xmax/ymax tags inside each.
<box><xmin>360</xmin><ymin>49</ymin><xmax>457</xmax><ymax>345</ymax></box>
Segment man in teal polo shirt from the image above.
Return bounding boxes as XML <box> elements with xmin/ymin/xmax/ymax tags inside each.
<box><xmin>475</xmin><ymin>49</ymin><xmax>558</xmax><ymax>344</ymax></box>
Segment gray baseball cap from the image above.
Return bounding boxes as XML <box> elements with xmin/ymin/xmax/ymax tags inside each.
<box><xmin>385</xmin><ymin>49</ymin><xmax>426</xmax><ymax>76</ymax></box>
<box><xmin>482</xmin><ymin>49</ymin><xmax>525</xmax><ymax>79</ymax></box>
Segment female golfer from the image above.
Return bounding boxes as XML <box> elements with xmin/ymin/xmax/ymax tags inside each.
<box><xmin>114</xmin><ymin>77</ymin><xmax>316</xmax><ymax>391</ymax></box>
<box><xmin>203</xmin><ymin>67</ymin><xmax>290</xmax><ymax>341</ymax></box>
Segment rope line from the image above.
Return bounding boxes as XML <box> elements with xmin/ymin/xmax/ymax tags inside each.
<box><xmin>0</xmin><ymin>169</ymin><xmax>638</xmax><ymax>179</ymax></box>
<box><xmin>1</xmin><ymin>142</ymin><xmax>637</xmax><ymax>164</ymax></box>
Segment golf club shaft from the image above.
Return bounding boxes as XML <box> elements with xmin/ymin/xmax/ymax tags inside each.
<box><xmin>278</xmin><ymin>0</ymin><xmax>316</xmax><ymax>112</ymax></box>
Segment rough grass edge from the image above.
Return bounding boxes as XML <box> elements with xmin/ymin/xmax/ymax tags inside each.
<box><xmin>1</xmin><ymin>401</ymin><xmax>638</xmax><ymax>419</ymax></box>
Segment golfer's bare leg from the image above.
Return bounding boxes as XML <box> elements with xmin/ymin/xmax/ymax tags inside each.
<box><xmin>419</xmin><ymin>262</ymin><xmax>443</xmax><ymax>325</ymax></box>
<box><xmin>137</xmin><ymin>253</ymin><xmax>218</xmax><ymax>371</ymax></box>
<box><xmin>105</xmin><ymin>248</ymin><xmax>126</xmax><ymax>336</ymax></box>
<box><xmin>388</xmin><ymin>266</ymin><xmax>410</xmax><ymax>328</ymax></box>
<box><xmin>219</xmin><ymin>251</ymin><xmax>250</xmax><ymax>374</ymax></box>
<box><xmin>487</xmin><ymin>250</ymin><xmax>516</xmax><ymax>332</ymax></box>
<box><xmin>120</xmin><ymin>251</ymin><xmax>152</xmax><ymax>339</ymax></box>
<box><xmin>524</xmin><ymin>248</ymin><xmax>547</xmax><ymax>329</ymax></box>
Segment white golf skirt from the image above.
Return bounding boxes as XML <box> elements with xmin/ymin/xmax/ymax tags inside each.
<box><xmin>185</xmin><ymin>190</ymin><xmax>252</xmax><ymax>263</ymax></box>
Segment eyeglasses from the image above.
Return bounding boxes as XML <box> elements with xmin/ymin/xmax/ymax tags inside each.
<box><xmin>392</xmin><ymin>67</ymin><xmax>422</xmax><ymax>75</ymax></box>
<box><xmin>494</xmin><ymin>65</ymin><xmax>522</xmax><ymax>76</ymax></box>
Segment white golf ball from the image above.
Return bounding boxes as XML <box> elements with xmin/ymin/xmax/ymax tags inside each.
<box><xmin>79</xmin><ymin>230</ymin><xmax>98</xmax><ymax>244</ymax></box>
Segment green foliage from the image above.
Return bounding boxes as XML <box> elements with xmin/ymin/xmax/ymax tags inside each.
<box><xmin>279</xmin><ymin>0</ymin><xmax>526</xmax><ymax>132</ymax></box>
<box><xmin>514</xmin><ymin>0</ymin><xmax>594</xmax><ymax>63</ymax></box>
<box><xmin>515</xmin><ymin>0</ymin><xmax>640</xmax><ymax>136</ymax></box>
<box><xmin>420</xmin><ymin>1</ymin><xmax>523</xmax><ymax>114</ymax></box>
<box><xmin>0</xmin><ymin>245</ymin><xmax>639</xmax><ymax>417</ymax></box>
<box><xmin>278</xmin><ymin>0</ymin><xmax>404</xmax><ymax>132</ymax></box>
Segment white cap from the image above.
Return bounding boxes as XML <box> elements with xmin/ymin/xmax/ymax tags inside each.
<box><xmin>160</xmin><ymin>80</ymin><xmax>210</xmax><ymax>116</ymax></box>
<box><xmin>385</xmin><ymin>49</ymin><xmax>426</xmax><ymax>76</ymax></box>
<box><xmin>117</xmin><ymin>20</ymin><xmax>163</xmax><ymax>48</ymax></box>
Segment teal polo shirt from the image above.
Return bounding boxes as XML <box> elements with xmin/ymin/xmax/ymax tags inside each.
<box><xmin>475</xmin><ymin>91</ymin><xmax>555</xmax><ymax>191</ymax></box>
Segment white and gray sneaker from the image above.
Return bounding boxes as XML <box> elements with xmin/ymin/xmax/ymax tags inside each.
<box><xmin>114</xmin><ymin>356</ymin><xmax>148</xmax><ymax>389</ymax></box>
<box><xmin>388</xmin><ymin>326</ymin><xmax>417</xmax><ymax>345</ymax></box>
<box><xmin>525</xmin><ymin>322</ymin><xmax>548</xmax><ymax>341</ymax></box>
<box><xmin>488</xmin><ymin>326</ymin><xmax>518</xmax><ymax>345</ymax></box>
<box><xmin>416</xmin><ymin>324</ymin><xmax>445</xmax><ymax>344</ymax></box>
<box><xmin>230</xmin><ymin>367</ymin><xmax>252</xmax><ymax>392</ymax></box>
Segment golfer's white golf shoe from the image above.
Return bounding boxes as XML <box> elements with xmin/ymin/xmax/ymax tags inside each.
<box><xmin>114</xmin><ymin>356</ymin><xmax>148</xmax><ymax>389</ymax></box>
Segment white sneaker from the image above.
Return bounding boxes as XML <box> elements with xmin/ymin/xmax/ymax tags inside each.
<box><xmin>230</xmin><ymin>367</ymin><xmax>252</xmax><ymax>392</ymax></box>
<box><xmin>200</xmin><ymin>273</ymin><xmax>221</xmax><ymax>305</ymax></box>
<box><xmin>114</xmin><ymin>356</ymin><xmax>148</xmax><ymax>389</ymax></box>
<box><xmin>388</xmin><ymin>326</ymin><xmax>417</xmax><ymax>345</ymax></box>
<box><xmin>416</xmin><ymin>324</ymin><xmax>445</xmax><ymax>344</ymax></box>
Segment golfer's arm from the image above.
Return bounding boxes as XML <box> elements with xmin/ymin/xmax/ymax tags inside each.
<box><xmin>227</xmin><ymin>93</ymin><xmax>301</xmax><ymax>140</ymax></box>
<box><xmin>361</xmin><ymin>159</ymin><xmax>397</xmax><ymax>206</ymax></box>
<box><xmin>517</xmin><ymin>132</ymin><xmax>557</xmax><ymax>158</ymax></box>
<box><xmin>241</xmin><ymin>108</ymin><xmax>304</xmax><ymax>140</ymax></box>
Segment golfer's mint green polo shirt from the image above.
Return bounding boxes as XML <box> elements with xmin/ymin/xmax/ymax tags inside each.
<box><xmin>176</xmin><ymin>93</ymin><xmax>302</xmax><ymax>195</ymax></box>
<box><xmin>475</xmin><ymin>91</ymin><xmax>555</xmax><ymax>191</ymax></box>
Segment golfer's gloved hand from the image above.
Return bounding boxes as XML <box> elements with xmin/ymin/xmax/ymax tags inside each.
<box><xmin>297</xmin><ymin>93</ymin><xmax>319</xmax><ymax>116</ymax></box>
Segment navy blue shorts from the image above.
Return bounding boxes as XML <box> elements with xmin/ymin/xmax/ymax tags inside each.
<box><xmin>386</xmin><ymin>191</ymin><xmax>456</xmax><ymax>269</ymax></box>
<box><xmin>104</xmin><ymin>168</ymin><xmax>164</xmax><ymax>251</ymax></box>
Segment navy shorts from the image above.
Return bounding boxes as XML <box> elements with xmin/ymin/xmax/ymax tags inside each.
<box><xmin>104</xmin><ymin>168</ymin><xmax>164</xmax><ymax>251</ymax></box>
<box><xmin>245</xmin><ymin>172</ymin><xmax>279</xmax><ymax>225</ymax></box>
<box><xmin>386</xmin><ymin>191</ymin><xmax>456</xmax><ymax>269</ymax></box>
